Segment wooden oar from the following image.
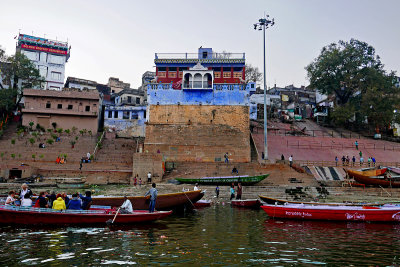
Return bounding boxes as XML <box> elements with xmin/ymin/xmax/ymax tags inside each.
<box><xmin>106</xmin><ymin>207</ymin><xmax>120</xmax><ymax>225</ymax></box>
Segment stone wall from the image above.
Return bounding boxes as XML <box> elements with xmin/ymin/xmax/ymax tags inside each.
<box><xmin>132</xmin><ymin>153</ymin><xmax>164</xmax><ymax>183</ymax></box>
<box><xmin>145</xmin><ymin>105</ymin><xmax>251</xmax><ymax>162</ymax></box>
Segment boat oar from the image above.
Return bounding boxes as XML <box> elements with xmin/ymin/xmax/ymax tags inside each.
<box><xmin>106</xmin><ymin>207</ymin><xmax>120</xmax><ymax>225</ymax></box>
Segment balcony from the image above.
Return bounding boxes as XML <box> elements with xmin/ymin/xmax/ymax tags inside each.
<box><xmin>155</xmin><ymin>53</ymin><xmax>245</xmax><ymax>60</ymax></box>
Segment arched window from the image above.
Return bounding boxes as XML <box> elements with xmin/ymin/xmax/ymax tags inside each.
<box><xmin>183</xmin><ymin>73</ymin><xmax>192</xmax><ymax>89</ymax></box>
<box><xmin>204</xmin><ymin>73</ymin><xmax>212</xmax><ymax>88</ymax></box>
<box><xmin>193</xmin><ymin>73</ymin><xmax>203</xmax><ymax>88</ymax></box>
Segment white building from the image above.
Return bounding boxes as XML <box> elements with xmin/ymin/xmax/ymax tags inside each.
<box><xmin>16</xmin><ymin>34</ymin><xmax>70</xmax><ymax>91</ymax></box>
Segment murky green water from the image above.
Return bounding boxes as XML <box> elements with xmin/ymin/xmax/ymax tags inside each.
<box><xmin>1</xmin><ymin>204</ymin><xmax>400</xmax><ymax>266</ymax></box>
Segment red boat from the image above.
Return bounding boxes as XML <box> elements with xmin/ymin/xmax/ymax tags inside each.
<box><xmin>347</xmin><ymin>168</ymin><xmax>400</xmax><ymax>188</ymax></box>
<box><xmin>0</xmin><ymin>205</ymin><xmax>172</xmax><ymax>225</ymax></box>
<box><xmin>261</xmin><ymin>204</ymin><xmax>400</xmax><ymax>222</ymax></box>
<box><xmin>193</xmin><ymin>200</ymin><xmax>212</xmax><ymax>208</ymax></box>
<box><xmin>231</xmin><ymin>199</ymin><xmax>261</xmax><ymax>208</ymax></box>
<box><xmin>91</xmin><ymin>190</ymin><xmax>204</xmax><ymax>210</ymax></box>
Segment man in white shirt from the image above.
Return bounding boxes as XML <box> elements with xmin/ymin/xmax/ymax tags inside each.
<box><xmin>194</xmin><ymin>183</ymin><xmax>199</xmax><ymax>191</ymax></box>
<box><xmin>289</xmin><ymin>155</ymin><xmax>293</xmax><ymax>167</ymax></box>
<box><xmin>147</xmin><ymin>172</ymin><xmax>152</xmax><ymax>183</ymax></box>
<box><xmin>120</xmin><ymin>196</ymin><xmax>133</xmax><ymax>214</ymax></box>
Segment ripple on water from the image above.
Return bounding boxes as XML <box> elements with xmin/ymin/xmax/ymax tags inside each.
<box><xmin>101</xmin><ymin>260</ymin><xmax>136</xmax><ymax>265</ymax></box>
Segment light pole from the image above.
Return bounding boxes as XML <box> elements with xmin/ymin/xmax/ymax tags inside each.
<box><xmin>254</xmin><ymin>14</ymin><xmax>274</xmax><ymax>160</ymax></box>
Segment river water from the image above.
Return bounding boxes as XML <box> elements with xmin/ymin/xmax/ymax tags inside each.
<box><xmin>1</xmin><ymin>203</ymin><xmax>400</xmax><ymax>266</ymax></box>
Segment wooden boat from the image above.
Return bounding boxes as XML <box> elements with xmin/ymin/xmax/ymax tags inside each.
<box><xmin>231</xmin><ymin>199</ymin><xmax>261</xmax><ymax>208</ymax></box>
<box><xmin>258</xmin><ymin>195</ymin><xmax>377</xmax><ymax>207</ymax></box>
<box><xmin>91</xmin><ymin>190</ymin><xmax>204</xmax><ymax>210</ymax></box>
<box><xmin>347</xmin><ymin>168</ymin><xmax>400</xmax><ymax>188</ymax></box>
<box><xmin>175</xmin><ymin>174</ymin><xmax>269</xmax><ymax>185</ymax></box>
<box><xmin>193</xmin><ymin>199</ymin><xmax>212</xmax><ymax>208</ymax></box>
<box><xmin>0</xmin><ymin>205</ymin><xmax>172</xmax><ymax>225</ymax></box>
<box><xmin>261</xmin><ymin>203</ymin><xmax>400</xmax><ymax>222</ymax></box>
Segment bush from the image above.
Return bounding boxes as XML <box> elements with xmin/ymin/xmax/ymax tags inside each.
<box><xmin>39</xmin><ymin>154</ymin><xmax>44</xmax><ymax>159</ymax></box>
<box><xmin>32</xmin><ymin>154</ymin><xmax>36</xmax><ymax>160</ymax></box>
<box><xmin>56</xmin><ymin>128</ymin><xmax>63</xmax><ymax>134</ymax></box>
<box><xmin>46</xmin><ymin>139</ymin><xmax>54</xmax><ymax>145</ymax></box>
<box><xmin>72</xmin><ymin>126</ymin><xmax>77</xmax><ymax>134</ymax></box>
<box><xmin>70</xmin><ymin>140</ymin><xmax>76</xmax><ymax>146</ymax></box>
<box><xmin>29</xmin><ymin>138</ymin><xmax>35</xmax><ymax>145</ymax></box>
<box><xmin>51</xmin><ymin>133</ymin><xmax>58</xmax><ymax>140</ymax></box>
<box><xmin>11</xmin><ymin>139</ymin><xmax>15</xmax><ymax>145</ymax></box>
<box><xmin>36</xmin><ymin>124</ymin><xmax>44</xmax><ymax>132</ymax></box>
<box><xmin>75</xmin><ymin>136</ymin><xmax>79</xmax><ymax>141</ymax></box>
<box><xmin>18</xmin><ymin>154</ymin><xmax>21</xmax><ymax>158</ymax></box>
<box><xmin>0</xmin><ymin>152</ymin><xmax>4</xmax><ymax>158</ymax></box>
<box><xmin>47</xmin><ymin>128</ymin><xmax>52</xmax><ymax>133</ymax></box>
<box><xmin>79</xmin><ymin>129</ymin><xmax>84</xmax><ymax>136</ymax></box>
<box><xmin>11</xmin><ymin>153</ymin><xmax>15</xmax><ymax>159</ymax></box>
<box><xmin>29</xmin><ymin>121</ymin><xmax>34</xmax><ymax>129</ymax></box>
<box><xmin>65</xmin><ymin>129</ymin><xmax>70</xmax><ymax>135</ymax></box>
<box><xmin>90</xmin><ymin>155</ymin><xmax>94</xmax><ymax>160</ymax></box>
<box><xmin>32</xmin><ymin>132</ymin><xmax>38</xmax><ymax>138</ymax></box>
<box><xmin>88</xmin><ymin>130</ymin><xmax>92</xmax><ymax>136</ymax></box>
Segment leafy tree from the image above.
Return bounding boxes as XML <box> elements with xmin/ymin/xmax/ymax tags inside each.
<box><xmin>245</xmin><ymin>64</ymin><xmax>263</xmax><ymax>84</ymax></box>
<box><xmin>306</xmin><ymin>39</ymin><xmax>386</xmax><ymax>105</ymax></box>
<box><xmin>0</xmin><ymin>48</ymin><xmax>44</xmax><ymax>111</ymax></box>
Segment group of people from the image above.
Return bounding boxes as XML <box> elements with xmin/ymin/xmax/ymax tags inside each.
<box><xmin>229</xmin><ymin>183</ymin><xmax>242</xmax><ymax>200</ymax></box>
<box><xmin>5</xmin><ymin>183</ymin><xmax>93</xmax><ymax>211</ymax></box>
<box><xmin>56</xmin><ymin>156</ymin><xmax>67</xmax><ymax>164</ymax></box>
<box><xmin>335</xmin><ymin>151</ymin><xmax>376</xmax><ymax>167</ymax></box>
<box><xmin>281</xmin><ymin>154</ymin><xmax>294</xmax><ymax>167</ymax></box>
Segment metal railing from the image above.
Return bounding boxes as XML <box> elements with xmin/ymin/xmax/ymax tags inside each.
<box><xmin>155</xmin><ymin>53</ymin><xmax>245</xmax><ymax>60</ymax></box>
<box><xmin>285</xmin><ymin>140</ymin><xmax>400</xmax><ymax>151</ymax></box>
<box><xmin>294</xmin><ymin>160</ymin><xmax>400</xmax><ymax>168</ymax></box>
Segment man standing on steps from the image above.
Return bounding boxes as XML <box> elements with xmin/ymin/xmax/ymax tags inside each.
<box><xmin>289</xmin><ymin>155</ymin><xmax>293</xmax><ymax>168</ymax></box>
<box><xmin>355</xmin><ymin>140</ymin><xmax>359</xmax><ymax>150</ymax></box>
<box><xmin>224</xmin><ymin>152</ymin><xmax>229</xmax><ymax>163</ymax></box>
<box><xmin>147</xmin><ymin>172</ymin><xmax>152</xmax><ymax>184</ymax></box>
<box><xmin>79</xmin><ymin>159</ymin><xmax>83</xmax><ymax>171</ymax></box>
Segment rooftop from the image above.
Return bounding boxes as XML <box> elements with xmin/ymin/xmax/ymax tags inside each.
<box><xmin>23</xmin><ymin>88</ymin><xmax>99</xmax><ymax>100</ymax></box>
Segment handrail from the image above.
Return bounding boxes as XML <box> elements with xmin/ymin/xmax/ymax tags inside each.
<box><xmin>93</xmin><ymin>131</ymin><xmax>105</xmax><ymax>160</ymax></box>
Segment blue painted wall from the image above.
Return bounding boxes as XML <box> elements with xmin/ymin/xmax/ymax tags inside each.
<box><xmin>147</xmin><ymin>82</ymin><xmax>256</xmax><ymax>106</ymax></box>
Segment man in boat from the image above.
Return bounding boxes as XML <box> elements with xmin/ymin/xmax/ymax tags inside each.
<box><xmin>194</xmin><ymin>183</ymin><xmax>200</xmax><ymax>191</ymax></box>
<box><xmin>236</xmin><ymin>183</ymin><xmax>242</xmax><ymax>200</ymax></box>
<box><xmin>67</xmin><ymin>194</ymin><xmax>82</xmax><ymax>210</ymax></box>
<box><xmin>80</xmin><ymin>191</ymin><xmax>92</xmax><ymax>210</ymax></box>
<box><xmin>230</xmin><ymin>185</ymin><xmax>235</xmax><ymax>200</ymax></box>
<box><xmin>37</xmin><ymin>192</ymin><xmax>49</xmax><ymax>208</ymax></box>
<box><xmin>145</xmin><ymin>183</ymin><xmax>158</xmax><ymax>213</ymax></box>
<box><xmin>5</xmin><ymin>191</ymin><xmax>16</xmax><ymax>206</ymax></box>
<box><xmin>120</xmin><ymin>196</ymin><xmax>133</xmax><ymax>214</ymax></box>
<box><xmin>19</xmin><ymin>183</ymin><xmax>33</xmax><ymax>203</ymax></box>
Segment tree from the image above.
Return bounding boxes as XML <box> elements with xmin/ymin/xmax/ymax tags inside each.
<box><xmin>245</xmin><ymin>64</ymin><xmax>263</xmax><ymax>84</ymax></box>
<box><xmin>0</xmin><ymin>47</ymin><xmax>44</xmax><ymax>115</ymax></box>
<box><xmin>306</xmin><ymin>39</ymin><xmax>385</xmax><ymax>105</ymax></box>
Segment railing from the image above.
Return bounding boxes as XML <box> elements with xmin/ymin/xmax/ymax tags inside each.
<box><xmin>148</xmin><ymin>83</ymin><xmax>247</xmax><ymax>91</ymax></box>
<box><xmin>155</xmin><ymin>53</ymin><xmax>245</xmax><ymax>60</ymax></box>
<box><xmin>93</xmin><ymin>131</ymin><xmax>105</xmax><ymax>159</ymax></box>
<box><xmin>285</xmin><ymin>140</ymin><xmax>400</xmax><ymax>151</ymax></box>
<box><xmin>294</xmin><ymin>160</ymin><xmax>400</xmax><ymax>168</ymax></box>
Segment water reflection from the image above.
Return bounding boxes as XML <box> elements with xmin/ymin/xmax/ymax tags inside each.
<box><xmin>0</xmin><ymin>205</ymin><xmax>400</xmax><ymax>265</ymax></box>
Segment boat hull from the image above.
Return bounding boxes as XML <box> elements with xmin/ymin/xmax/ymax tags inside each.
<box><xmin>258</xmin><ymin>195</ymin><xmax>379</xmax><ymax>206</ymax></box>
<box><xmin>193</xmin><ymin>200</ymin><xmax>211</xmax><ymax>208</ymax></box>
<box><xmin>175</xmin><ymin>174</ymin><xmax>269</xmax><ymax>185</ymax></box>
<box><xmin>261</xmin><ymin>204</ymin><xmax>400</xmax><ymax>222</ymax></box>
<box><xmin>347</xmin><ymin>169</ymin><xmax>400</xmax><ymax>188</ymax></box>
<box><xmin>231</xmin><ymin>199</ymin><xmax>260</xmax><ymax>208</ymax></box>
<box><xmin>91</xmin><ymin>190</ymin><xmax>203</xmax><ymax>210</ymax></box>
<box><xmin>0</xmin><ymin>206</ymin><xmax>172</xmax><ymax>225</ymax></box>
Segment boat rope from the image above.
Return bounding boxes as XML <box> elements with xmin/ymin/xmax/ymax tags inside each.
<box><xmin>183</xmin><ymin>192</ymin><xmax>195</xmax><ymax>208</ymax></box>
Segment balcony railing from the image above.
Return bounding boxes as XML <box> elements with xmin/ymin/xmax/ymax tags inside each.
<box><xmin>147</xmin><ymin>82</ymin><xmax>255</xmax><ymax>91</ymax></box>
<box><xmin>155</xmin><ymin>53</ymin><xmax>245</xmax><ymax>60</ymax></box>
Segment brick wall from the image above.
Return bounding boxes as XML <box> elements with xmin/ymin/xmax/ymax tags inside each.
<box><xmin>132</xmin><ymin>153</ymin><xmax>164</xmax><ymax>183</ymax></box>
<box><xmin>145</xmin><ymin>105</ymin><xmax>251</xmax><ymax>162</ymax></box>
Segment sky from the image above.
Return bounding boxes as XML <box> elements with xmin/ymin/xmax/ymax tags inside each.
<box><xmin>0</xmin><ymin>0</ymin><xmax>399</xmax><ymax>88</ymax></box>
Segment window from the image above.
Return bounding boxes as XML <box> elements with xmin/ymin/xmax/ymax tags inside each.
<box><xmin>38</xmin><ymin>66</ymin><xmax>48</xmax><ymax>78</ymax></box>
<box><xmin>48</xmin><ymin>55</ymin><xmax>64</xmax><ymax>64</ymax></box>
<box><xmin>39</xmin><ymin>52</ymin><xmax>47</xmax><ymax>63</ymax></box>
<box><xmin>136</xmin><ymin>97</ymin><xmax>140</xmax><ymax>104</ymax></box>
<box><xmin>143</xmin><ymin>110</ymin><xmax>146</xmax><ymax>119</ymax></box>
<box><xmin>57</xmin><ymin>104</ymin><xmax>62</xmax><ymax>109</ymax></box>
<box><xmin>223</xmin><ymin>72</ymin><xmax>231</xmax><ymax>78</ymax></box>
<box><xmin>132</xmin><ymin>114</ymin><xmax>138</xmax><ymax>120</ymax></box>
<box><xmin>214</xmin><ymin>72</ymin><xmax>221</xmax><ymax>78</ymax></box>
<box><xmin>233</xmin><ymin>67</ymin><xmax>243</xmax><ymax>72</ymax></box>
<box><xmin>114</xmin><ymin>111</ymin><xmax>118</xmax><ymax>118</ymax></box>
<box><xmin>85</xmin><ymin>106</ymin><xmax>90</xmax><ymax>112</ymax></box>
<box><xmin>23</xmin><ymin>51</ymin><xmax>39</xmax><ymax>61</ymax></box>
<box><xmin>108</xmin><ymin>111</ymin><xmax>112</xmax><ymax>118</ymax></box>
<box><xmin>46</xmin><ymin>103</ymin><xmax>51</xmax><ymax>109</ymax></box>
<box><xmin>158</xmin><ymin>67</ymin><xmax>166</xmax><ymax>72</ymax></box>
<box><xmin>213</xmin><ymin>67</ymin><xmax>221</xmax><ymax>72</ymax></box>
<box><xmin>127</xmin><ymin>96</ymin><xmax>132</xmax><ymax>103</ymax></box>
<box><xmin>123</xmin><ymin>111</ymin><xmax>130</xmax><ymax>119</ymax></box>
<box><xmin>49</xmin><ymin>86</ymin><xmax>60</xmax><ymax>90</ymax></box>
<box><xmin>168</xmin><ymin>67</ymin><xmax>177</xmax><ymax>72</ymax></box>
<box><xmin>158</xmin><ymin>72</ymin><xmax>166</xmax><ymax>78</ymax></box>
<box><xmin>178</xmin><ymin>67</ymin><xmax>186</xmax><ymax>71</ymax></box>
<box><xmin>233</xmin><ymin>72</ymin><xmax>242</xmax><ymax>78</ymax></box>
<box><xmin>202</xmin><ymin>51</ymin><xmax>208</xmax><ymax>59</ymax></box>
<box><xmin>223</xmin><ymin>67</ymin><xmax>231</xmax><ymax>72</ymax></box>
<box><xmin>67</xmin><ymin>104</ymin><xmax>73</xmax><ymax>110</ymax></box>
<box><xmin>168</xmin><ymin>72</ymin><xmax>176</xmax><ymax>78</ymax></box>
<box><xmin>51</xmin><ymin>72</ymin><xmax>62</xmax><ymax>80</ymax></box>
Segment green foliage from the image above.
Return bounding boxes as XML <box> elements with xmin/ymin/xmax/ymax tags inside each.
<box><xmin>88</xmin><ymin>130</ymin><xmax>92</xmax><ymax>136</ymax></box>
<box><xmin>47</xmin><ymin>128</ymin><xmax>52</xmax><ymax>133</ymax></box>
<box><xmin>64</xmin><ymin>129</ymin><xmax>70</xmax><ymax>135</ymax></box>
<box><xmin>51</xmin><ymin>133</ymin><xmax>58</xmax><ymax>140</ymax></box>
<box><xmin>75</xmin><ymin>136</ymin><xmax>79</xmax><ymax>141</ymax></box>
<box><xmin>0</xmin><ymin>152</ymin><xmax>4</xmax><ymax>158</ymax></box>
<box><xmin>71</xmin><ymin>126</ymin><xmax>77</xmax><ymax>134</ymax></box>
<box><xmin>39</xmin><ymin>154</ymin><xmax>44</xmax><ymax>159</ymax></box>
<box><xmin>11</xmin><ymin>153</ymin><xmax>15</xmax><ymax>159</ymax></box>
<box><xmin>32</xmin><ymin>132</ymin><xmax>38</xmax><ymax>138</ymax></box>
<box><xmin>90</xmin><ymin>155</ymin><xmax>94</xmax><ymax>160</ymax></box>
<box><xmin>70</xmin><ymin>140</ymin><xmax>76</xmax><ymax>146</ymax></box>
<box><xmin>11</xmin><ymin>139</ymin><xmax>15</xmax><ymax>145</ymax></box>
<box><xmin>46</xmin><ymin>139</ymin><xmax>54</xmax><ymax>145</ymax></box>
<box><xmin>63</xmin><ymin>154</ymin><xmax>67</xmax><ymax>159</ymax></box>
<box><xmin>56</xmin><ymin>128</ymin><xmax>63</xmax><ymax>134</ymax></box>
<box><xmin>17</xmin><ymin>128</ymin><xmax>24</xmax><ymax>136</ymax></box>
<box><xmin>28</xmin><ymin>121</ymin><xmax>34</xmax><ymax>130</ymax></box>
<box><xmin>32</xmin><ymin>154</ymin><xmax>36</xmax><ymax>160</ymax></box>
<box><xmin>29</xmin><ymin>137</ymin><xmax>35</xmax><ymax>145</ymax></box>
<box><xmin>18</xmin><ymin>154</ymin><xmax>21</xmax><ymax>158</ymax></box>
<box><xmin>79</xmin><ymin>129</ymin><xmax>84</xmax><ymax>136</ymax></box>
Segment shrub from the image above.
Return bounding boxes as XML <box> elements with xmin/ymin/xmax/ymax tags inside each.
<box><xmin>75</xmin><ymin>136</ymin><xmax>79</xmax><ymax>141</ymax></box>
<box><xmin>11</xmin><ymin>139</ymin><xmax>15</xmax><ymax>145</ymax></box>
<box><xmin>72</xmin><ymin>126</ymin><xmax>77</xmax><ymax>134</ymax></box>
<box><xmin>18</xmin><ymin>154</ymin><xmax>21</xmax><ymax>158</ymax></box>
<box><xmin>79</xmin><ymin>130</ymin><xmax>84</xmax><ymax>136</ymax></box>
<box><xmin>90</xmin><ymin>155</ymin><xmax>94</xmax><ymax>160</ymax></box>
<box><xmin>88</xmin><ymin>130</ymin><xmax>92</xmax><ymax>136</ymax></box>
<box><xmin>46</xmin><ymin>139</ymin><xmax>54</xmax><ymax>145</ymax></box>
<box><xmin>51</xmin><ymin>133</ymin><xmax>58</xmax><ymax>140</ymax></box>
<box><xmin>29</xmin><ymin>138</ymin><xmax>35</xmax><ymax>145</ymax></box>
<box><xmin>36</xmin><ymin>124</ymin><xmax>44</xmax><ymax>132</ymax></box>
<box><xmin>51</xmin><ymin>122</ymin><xmax>57</xmax><ymax>129</ymax></box>
<box><xmin>32</xmin><ymin>132</ymin><xmax>38</xmax><ymax>138</ymax></box>
<box><xmin>70</xmin><ymin>140</ymin><xmax>76</xmax><ymax>146</ymax></box>
<box><xmin>63</xmin><ymin>154</ymin><xmax>67</xmax><ymax>159</ymax></box>
<box><xmin>0</xmin><ymin>152</ymin><xmax>4</xmax><ymax>158</ymax></box>
<box><xmin>57</xmin><ymin>128</ymin><xmax>63</xmax><ymax>134</ymax></box>
<box><xmin>11</xmin><ymin>153</ymin><xmax>15</xmax><ymax>159</ymax></box>
<box><xmin>64</xmin><ymin>129</ymin><xmax>70</xmax><ymax>135</ymax></box>
<box><xmin>29</xmin><ymin>121</ymin><xmax>34</xmax><ymax>130</ymax></box>
<box><xmin>32</xmin><ymin>154</ymin><xmax>36</xmax><ymax>160</ymax></box>
<box><xmin>39</xmin><ymin>154</ymin><xmax>44</xmax><ymax>159</ymax></box>
<box><xmin>47</xmin><ymin>128</ymin><xmax>52</xmax><ymax>133</ymax></box>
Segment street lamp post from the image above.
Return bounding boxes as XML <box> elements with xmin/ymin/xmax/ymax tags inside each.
<box><xmin>254</xmin><ymin>14</ymin><xmax>274</xmax><ymax>160</ymax></box>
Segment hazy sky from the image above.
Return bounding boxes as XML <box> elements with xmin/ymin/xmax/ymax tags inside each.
<box><xmin>1</xmin><ymin>0</ymin><xmax>399</xmax><ymax>88</ymax></box>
